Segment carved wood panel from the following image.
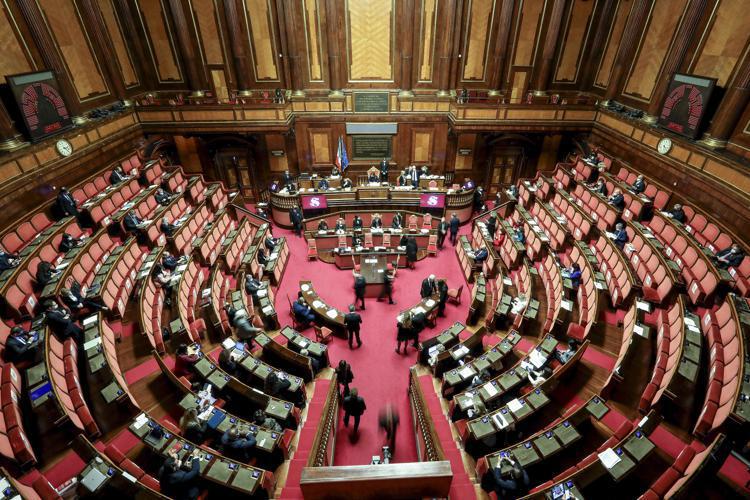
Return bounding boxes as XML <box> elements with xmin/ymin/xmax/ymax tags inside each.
<box><xmin>346</xmin><ymin>0</ymin><xmax>394</xmax><ymax>81</ymax></box>
<box><xmin>417</xmin><ymin>0</ymin><xmax>438</xmax><ymax>83</ymax></box>
<box><xmin>594</xmin><ymin>0</ymin><xmax>632</xmax><ymax>89</ymax></box>
<box><xmin>243</xmin><ymin>0</ymin><xmax>280</xmax><ymax>81</ymax></box>
<box><xmin>135</xmin><ymin>0</ymin><xmax>183</xmax><ymax>82</ymax></box>
<box><xmin>553</xmin><ymin>0</ymin><xmax>596</xmax><ymax>84</ymax></box>
<box><xmin>0</xmin><ymin>1</ymin><xmax>36</xmax><ymax>77</ymax></box>
<box><xmin>461</xmin><ymin>0</ymin><xmax>496</xmax><ymax>82</ymax></box>
<box><xmin>99</xmin><ymin>0</ymin><xmax>138</xmax><ymax>87</ymax></box>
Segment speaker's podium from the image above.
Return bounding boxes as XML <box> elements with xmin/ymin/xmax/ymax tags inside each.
<box><xmin>359</xmin><ymin>167</ymin><xmax>389</xmax><ymax>199</ymax></box>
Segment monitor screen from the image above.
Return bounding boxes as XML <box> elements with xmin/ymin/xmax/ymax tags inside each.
<box><xmin>6</xmin><ymin>70</ymin><xmax>73</xmax><ymax>141</ymax></box>
<box><xmin>658</xmin><ymin>73</ymin><xmax>717</xmax><ymax>139</ymax></box>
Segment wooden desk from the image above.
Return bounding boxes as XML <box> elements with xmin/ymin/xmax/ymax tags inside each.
<box><xmin>299</xmin><ymin>280</ymin><xmax>347</xmax><ymax>335</ymax></box>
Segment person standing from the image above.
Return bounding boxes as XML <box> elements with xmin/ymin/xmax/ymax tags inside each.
<box><xmin>449</xmin><ymin>213</ymin><xmax>460</xmax><ymax>246</ymax></box>
<box><xmin>343</xmin><ymin>388</ymin><xmax>366</xmax><ymax>434</ymax></box>
<box><xmin>378</xmin><ymin>404</ymin><xmax>400</xmax><ymax>455</ymax></box>
<box><xmin>405</xmin><ymin>236</ymin><xmax>418</xmax><ymax>269</ymax></box>
<box><xmin>335</xmin><ymin>360</ymin><xmax>354</xmax><ymax>398</ymax></box>
<box><xmin>420</xmin><ymin>274</ymin><xmax>438</xmax><ymax>298</ymax></box>
<box><xmin>437</xmin><ymin>217</ymin><xmax>449</xmax><ymax>249</ymax></box>
<box><xmin>344</xmin><ymin>304</ymin><xmax>363</xmax><ymax>349</ymax></box>
<box><xmin>396</xmin><ymin>311</ymin><xmax>414</xmax><ymax>354</ymax></box>
<box><xmin>353</xmin><ymin>273</ymin><xmax>366</xmax><ymax>310</ymax></box>
<box><xmin>289</xmin><ymin>206</ymin><xmax>303</xmax><ymax>236</ymax></box>
<box><xmin>380</xmin><ymin>158</ymin><xmax>389</xmax><ymax>182</ymax></box>
<box><xmin>437</xmin><ymin>280</ymin><xmax>448</xmax><ymax>317</ymax></box>
<box><xmin>379</xmin><ymin>267</ymin><xmax>395</xmax><ymax>304</ymax></box>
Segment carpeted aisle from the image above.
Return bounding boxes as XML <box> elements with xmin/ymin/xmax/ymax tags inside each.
<box><xmin>271</xmin><ymin>222</ymin><xmax>475</xmax><ymax>466</ymax></box>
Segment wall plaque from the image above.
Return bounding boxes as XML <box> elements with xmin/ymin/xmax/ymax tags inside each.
<box><xmin>352</xmin><ymin>135</ymin><xmax>392</xmax><ymax>160</ymax></box>
<box><xmin>353</xmin><ymin>92</ymin><xmax>389</xmax><ymax>113</ymax></box>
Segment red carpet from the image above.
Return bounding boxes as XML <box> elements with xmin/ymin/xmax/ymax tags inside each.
<box><xmin>271</xmin><ymin>222</ymin><xmax>475</xmax><ymax>466</ymax></box>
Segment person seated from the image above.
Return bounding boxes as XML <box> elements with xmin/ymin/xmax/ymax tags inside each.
<box><xmin>715</xmin><ymin>244</ymin><xmax>745</xmax><ymax>269</ymax></box>
<box><xmin>293</xmin><ymin>297</ymin><xmax>315</xmax><ymax>326</ymax></box>
<box><xmin>527</xmin><ymin>366</ymin><xmax>552</xmax><ymax>387</ymax></box>
<box><xmin>630</xmin><ymin>174</ymin><xmax>646</xmax><ymax>194</ymax></box>
<box><xmin>317</xmin><ymin>219</ymin><xmax>329</xmax><ymax>231</ymax></box>
<box><xmin>368</xmin><ymin>171</ymin><xmax>379</xmax><ymax>183</ymax></box>
<box><xmin>492</xmin><ymin>456</ymin><xmax>531</xmax><ymax>499</ymax></box>
<box><xmin>608</xmin><ymin>189</ymin><xmax>625</xmax><ymax>210</ymax></box>
<box><xmin>4</xmin><ymin>326</ymin><xmax>40</xmax><ymax>363</ymax></box>
<box><xmin>59</xmin><ymin>232</ymin><xmax>84</xmax><ymax>254</ymax></box>
<box><xmin>506</xmin><ymin>184</ymin><xmax>519</xmax><ymax>199</ymax></box>
<box><xmin>35</xmin><ymin>261</ymin><xmax>60</xmax><ymax>288</ymax></box>
<box><xmin>264</xmin><ymin>234</ymin><xmax>278</xmax><ymax>252</ymax></box>
<box><xmin>221</xmin><ymin>424</ymin><xmax>255</xmax><ymax>462</ymax></box>
<box><xmin>462</xmin><ymin>178</ymin><xmax>475</xmax><ymax>190</ymax></box>
<box><xmin>244</xmin><ymin>274</ymin><xmax>264</xmax><ymax>298</ymax></box>
<box><xmin>152</xmin><ymin>264</ymin><xmax>174</xmax><ymax>306</ymax></box>
<box><xmin>471</xmin><ymin>246</ymin><xmax>489</xmax><ymax>264</ymax></box>
<box><xmin>300</xmin><ymin>347</ymin><xmax>323</xmax><ymax>372</ymax></box>
<box><xmin>317</xmin><ymin>178</ymin><xmax>329</xmax><ymax>191</ymax></box>
<box><xmin>154</xmin><ymin>187</ymin><xmax>174</xmax><ymax>206</ymax></box>
<box><xmin>391</xmin><ymin>213</ymin><xmax>403</xmax><ymax>229</ymax></box>
<box><xmin>254</xmin><ymin>409</ymin><xmax>283</xmax><ymax>432</ymax></box>
<box><xmin>159</xmin><ymin>450</ymin><xmax>201</xmax><ymax>500</ymax></box>
<box><xmin>420</xmin><ymin>165</ymin><xmax>430</xmax><ymax>178</ymax></box>
<box><xmin>162</xmin><ymin>251</ymin><xmax>179</xmax><ymax>272</ymax></box>
<box><xmin>0</xmin><ymin>247</ymin><xmax>20</xmax><ymax>272</ymax></box>
<box><xmin>44</xmin><ymin>300</ymin><xmax>83</xmax><ymax>343</ymax></box>
<box><xmin>397</xmin><ymin>171</ymin><xmax>408</xmax><ymax>187</ymax></box>
<box><xmin>109</xmin><ymin>165</ymin><xmax>130</xmax><ymax>185</ymax></box>
<box><xmin>257</xmin><ymin>248</ymin><xmax>269</xmax><ymax>267</ymax></box>
<box><xmin>611</xmin><ymin>222</ymin><xmax>628</xmax><ymax>249</ymax></box>
<box><xmin>57</xmin><ymin>187</ymin><xmax>79</xmax><ymax>217</ymax></box>
<box><xmin>123</xmin><ymin>212</ymin><xmax>146</xmax><ymax>238</ymax></box>
<box><xmin>589</xmin><ymin>178</ymin><xmax>608</xmax><ymax>196</ymax></box>
<box><xmin>60</xmin><ymin>285</ymin><xmax>108</xmax><ymax>316</ymax></box>
<box><xmin>664</xmin><ymin>203</ymin><xmax>686</xmax><ymax>223</ymax></box>
<box><xmin>341</xmin><ymin>177</ymin><xmax>353</xmax><ymax>189</ymax></box>
<box><xmin>371</xmin><ymin>214</ymin><xmax>383</xmax><ymax>229</ymax></box>
<box><xmin>224</xmin><ymin>305</ymin><xmax>262</xmax><ymax>344</ymax></box>
<box><xmin>563</xmin><ymin>262</ymin><xmax>582</xmax><ymax>290</ymax></box>
<box><xmin>281</xmin><ymin>170</ymin><xmax>294</xmax><ymax>190</ymax></box>
<box><xmin>218</xmin><ymin>348</ymin><xmax>238</xmax><ymax>375</ymax></box>
<box><xmin>512</xmin><ymin>226</ymin><xmax>525</xmax><ymax>244</ymax></box>
<box><xmin>352</xmin><ymin>215</ymin><xmax>363</xmax><ymax>231</ymax></box>
<box><xmin>160</xmin><ymin>217</ymin><xmax>178</xmax><ymax>237</ymax></box>
<box><xmin>352</xmin><ymin>234</ymin><xmax>363</xmax><ymax>248</ymax></box>
<box><xmin>180</xmin><ymin>407</ymin><xmax>208</xmax><ymax>444</ymax></box>
<box><xmin>555</xmin><ymin>339</ymin><xmax>579</xmax><ymax>364</ymax></box>
<box><xmin>334</xmin><ymin>217</ymin><xmax>346</xmax><ymax>232</ymax></box>
<box><xmin>174</xmin><ymin>343</ymin><xmax>199</xmax><ymax>377</ymax></box>
<box><xmin>264</xmin><ymin>371</ymin><xmax>292</xmax><ymax>397</ymax></box>
<box><xmin>331</xmin><ymin>165</ymin><xmax>341</xmax><ymax>177</ymax></box>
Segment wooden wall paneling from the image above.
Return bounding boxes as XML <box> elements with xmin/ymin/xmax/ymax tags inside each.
<box><xmin>602</xmin><ymin>0</ymin><xmax>651</xmax><ymax>101</ymax></box>
<box><xmin>279</xmin><ymin>0</ymin><xmax>304</xmax><ymax>94</ymax></box>
<box><xmin>397</xmin><ymin>0</ymin><xmax>416</xmax><ymax>92</ymax></box>
<box><xmin>454</xmin><ymin>133</ymin><xmax>477</xmax><ymax>170</ymax></box>
<box><xmin>727</xmin><ymin>103</ymin><xmax>750</xmax><ymax>158</ymax></box>
<box><xmin>530</xmin><ymin>0</ymin><xmax>566</xmax><ymax>93</ymax></box>
<box><xmin>446</xmin><ymin>0</ymin><xmax>466</xmax><ymax>90</ymax></box>
<box><xmin>507</xmin><ymin>0</ymin><xmax>545</xmax><ymax>99</ymax></box>
<box><xmin>324</xmin><ymin>0</ymin><xmax>346</xmax><ymax>92</ymax></box>
<box><xmin>645</xmin><ymin>0</ymin><xmax>709</xmax><ymax>117</ymax></box>
<box><xmin>133</xmin><ymin>0</ymin><xmax>184</xmax><ymax>85</ymax></box>
<box><xmin>223</xmin><ymin>0</ymin><xmax>252</xmax><ymax>92</ymax></box>
<box><xmin>620</xmin><ymin>0</ymin><xmax>689</xmax><ymax>106</ymax></box>
<box><xmin>16</xmin><ymin>0</ymin><xmax>83</xmax><ymax>116</ymax></box>
<box><xmin>116</xmin><ymin>0</ymin><xmax>159</xmax><ymax>91</ymax></box>
<box><xmin>592</xmin><ymin>0</ymin><xmax>633</xmax><ymax>91</ymax></box>
<box><xmin>167</xmin><ymin>0</ymin><xmax>208</xmax><ymax>93</ymax></box>
<box><xmin>265</xmin><ymin>133</ymin><xmax>289</xmax><ymax>172</ymax></box>
<box><xmin>97</xmin><ymin>0</ymin><xmax>140</xmax><ymax>90</ymax></box>
<box><xmin>298</xmin><ymin>0</ymin><xmax>330</xmax><ymax>89</ymax></box>
<box><xmin>190</xmin><ymin>0</ymin><xmax>226</xmax><ymax>67</ymax></box>
<box><xmin>688</xmin><ymin>0</ymin><xmax>750</xmax><ymax>88</ymax></box>
<box><xmin>411</xmin><ymin>128</ymin><xmax>434</xmax><ymax>164</ymax></box>
<box><xmin>0</xmin><ymin>100</ymin><xmax>25</xmax><ymax>151</ymax></box>
<box><xmin>345</xmin><ymin>0</ymin><xmax>395</xmax><ymax>85</ymax></box>
<box><xmin>272</xmin><ymin>0</ymin><xmax>293</xmax><ymax>93</ymax></box>
<box><xmin>488</xmin><ymin>0</ymin><xmax>514</xmax><ymax>93</ymax></box>
<box><xmin>0</xmin><ymin>0</ymin><xmax>39</xmax><ymax>77</ymax></box>
<box><xmin>707</xmin><ymin>47</ymin><xmax>750</xmax><ymax>145</ymax></box>
<box><xmin>78</xmin><ymin>0</ymin><xmax>128</xmax><ymax>101</ymax></box>
<box><xmin>433</xmin><ymin>0</ymin><xmax>460</xmax><ymax>93</ymax></box>
<box><xmin>579</xmin><ymin>0</ymin><xmax>620</xmax><ymax>91</ymax></box>
<box><xmin>242</xmin><ymin>0</ymin><xmax>283</xmax><ymax>87</ymax></box>
<box><xmin>459</xmin><ymin>0</ymin><xmax>498</xmax><ymax>87</ymax></box>
<box><xmin>552</xmin><ymin>0</ymin><xmax>597</xmax><ymax>86</ymax></box>
<box><xmin>413</xmin><ymin>0</ymin><xmax>439</xmax><ymax>88</ymax></box>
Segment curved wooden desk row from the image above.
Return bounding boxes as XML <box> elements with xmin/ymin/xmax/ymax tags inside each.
<box><xmin>299</xmin><ymin>280</ymin><xmax>346</xmax><ymax>336</ymax></box>
<box><xmin>270</xmin><ymin>187</ymin><xmax>475</xmax><ymax>227</ymax></box>
<box><xmin>303</xmin><ymin>210</ymin><xmax>440</xmax><ymax>233</ymax></box>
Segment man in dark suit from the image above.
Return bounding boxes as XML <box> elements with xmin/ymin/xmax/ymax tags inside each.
<box><xmin>124</xmin><ymin>212</ymin><xmax>145</xmax><ymax>239</ymax></box>
<box><xmin>154</xmin><ymin>188</ymin><xmax>173</xmax><ymax>206</ymax></box>
<box><xmin>379</xmin><ymin>267</ymin><xmax>395</xmax><ymax>304</ymax></box>
<box><xmin>160</xmin><ymin>217</ymin><xmax>178</xmax><ymax>237</ymax></box>
<box><xmin>421</xmin><ymin>274</ymin><xmax>438</xmax><ymax>298</ymax></box>
<box><xmin>162</xmin><ymin>251</ymin><xmax>179</xmax><ymax>272</ymax></box>
<box><xmin>344</xmin><ymin>304</ymin><xmax>362</xmax><ymax>349</ymax></box>
<box><xmin>410</xmin><ymin>166</ymin><xmax>419</xmax><ymax>188</ymax></box>
<box><xmin>391</xmin><ymin>213</ymin><xmax>403</xmax><ymax>229</ymax></box>
<box><xmin>318</xmin><ymin>178</ymin><xmax>329</xmax><ymax>190</ymax></box>
<box><xmin>437</xmin><ymin>280</ymin><xmax>448</xmax><ymax>317</ymax></box>
<box><xmin>335</xmin><ymin>217</ymin><xmax>347</xmax><ymax>232</ymax></box>
<box><xmin>342</xmin><ymin>177</ymin><xmax>353</xmax><ymax>189</ymax></box>
<box><xmin>289</xmin><ymin>206</ymin><xmax>303</xmax><ymax>236</ymax></box>
<box><xmin>380</xmin><ymin>158</ymin><xmax>389</xmax><ymax>182</ymax></box>
<box><xmin>221</xmin><ymin>425</ymin><xmax>257</xmax><ymax>461</ymax></box>
<box><xmin>472</xmin><ymin>246</ymin><xmax>489</xmax><ymax>264</ymax></box>
<box><xmin>590</xmin><ymin>178</ymin><xmax>608</xmax><ymax>196</ymax></box>
<box><xmin>486</xmin><ymin>213</ymin><xmax>497</xmax><ymax>240</ymax></box>
<box><xmin>44</xmin><ymin>300</ymin><xmax>83</xmax><ymax>343</ymax></box>
<box><xmin>343</xmin><ymin>388</ymin><xmax>367</xmax><ymax>434</ymax></box>
<box><xmin>397</xmin><ymin>171</ymin><xmax>407</xmax><ymax>187</ymax></box>
<box><xmin>630</xmin><ymin>175</ymin><xmax>646</xmax><ymax>194</ymax></box>
<box><xmin>0</xmin><ymin>248</ymin><xmax>20</xmax><ymax>272</ymax></box>
<box><xmin>368</xmin><ymin>171</ymin><xmax>380</xmax><ymax>183</ymax></box>
<box><xmin>666</xmin><ymin>204</ymin><xmax>686</xmax><ymax>223</ymax></box>
<box><xmin>371</xmin><ymin>214</ymin><xmax>383</xmax><ymax>229</ymax></box>
<box><xmin>449</xmin><ymin>213</ymin><xmax>460</xmax><ymax>246</ymax></box>
<box><xmin>352</xmin><ymin>215</ymin><xmax>363</xmax><ymax>231</ymax></box>
<box><xmin>57</xmin><ymin>187</ymin><xmax>79</xmax><ymax>217</ymax></box>
<box><xmin>612</xmin><ymin>222</ymin><xmax>628</xmax><ymax>249</ymax></box>
<box><xmin>4</xmin><ymin>326</ymin><xmax>40</xmax><ymax>363</ymax></box>
<box><xmin>353</xmin><ymin>273</ymin><xmax>366</xmax><ymax>310</ymax></box>
<box><xmin>437</xmin><ymin>217</ymin><xmax>449</xmax><ymax>249</ymax></box>
<box><xmin>159</xmin><ymin>451</ymin><xmax>201</xmax><ymax>500</ymax></box>
<box><xmin>293</xmin><ymin>297</ymin><xmax>315</xmax><ymax>326</ymax></box>
<box><xmin>715</xmin><ymin>244</ymin><xmax>745</xmax><ymax>269</ymax></box>
<box><xmin>110</xmin><ymin>166</ymin><xmax>129</xmax><ymax>185</ymax></box>
<box><xmin>281</xmin><ymin>170</ymin><xmax>294</xmax><ymax>190</ymax></box>
<box><xmin>608</xmin><ymin>189</ymin><xmax>625</xmax><ymax>211</ymax></box>
<box><xmin>264</xmin><ymin>235</ymin><xmax>278</xmax><ymax>252</ymax></box>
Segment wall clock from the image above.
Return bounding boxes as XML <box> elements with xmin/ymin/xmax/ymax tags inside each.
<box><xmin>56</xmin><ymin>138</ymin><xmax>73</xmax><ymax>157</ymax></box>
<box><xmin>657</xmin><ymin>138</ymin><xmax>672</xmax><ymax>155</ymax></box>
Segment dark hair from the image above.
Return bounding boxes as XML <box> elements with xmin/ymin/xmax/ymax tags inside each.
<box><xmin>177</xmin><ymin>344</ymin><xmax>188</xmax><ymax>355</ymax></box>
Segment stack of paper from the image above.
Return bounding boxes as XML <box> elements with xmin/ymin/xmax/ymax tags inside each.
<box><xmin>598</xmin><ymin>448</ymin><xmax>621</xmax><ymax>469</ymax></box>
<box><xmin>507</xmin><ymin>398</ymin><xmax>523</xmax><ymax>413</ymax></box>
<box><xmin>483</xmin><ymin>382</ymin><xmax>498</xmax><ymax>397</ymax></box>
<box><xmin>326</xmin><ymin>309</ymin><xmax>338</xmax><ymax>319</ymax></box>
<box><xmin>133</xmin><ymin>413</ymin><xmax>149</xmax><ymax>429</ymax></box>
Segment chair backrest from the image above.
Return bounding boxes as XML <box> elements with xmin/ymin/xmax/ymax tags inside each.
<box><xmin>428</xmin><ymin>180</ymin><xmax>437</xmax><ymax>188</ymax></box>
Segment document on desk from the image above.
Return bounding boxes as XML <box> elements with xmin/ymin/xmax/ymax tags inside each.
<box><xmin>301</xmin><ymin>284</ymin><xmax>310</xmax><ymax>292</ymax></box>
<box><xmin>133</xmin><ymin>413</ymin><xmax>149</xmax><ymax>429</ymax></box>
<box><xmin>312</xmin><ymin>300</ymin><xmax>324</xmax><ymax>308</ymax></box>
<box><xmin>598</xmin><ymin>448</ymin><xmax>621</xmax><ymax>469</ymax></box>
<box><xmin>414</xmin><ymin>306</ymin><xmax>426</xmax><ymax>315</ymax></box>
<box><xmin>483</xmin><ymin>382</ymin><xmax>498</xmax><ymax>397</ymax></box>
<box><xmin>222</xmin><ymin>338</ymin><xmax>235</xmax><ymax>350</ymax></box>
<box><xmin>561</xmin><ymin>300</ymin><xmax>573</xmax><ymax>312</ymax></box>
<box><xmin>326</xmin><ymin>309</ymin><xmax>338</xmax><ymax>319</ymax></box>
<box><xmin>425</xmin><ymin>299</ymin><xmax>436</xmax><ymax>308</ymax></box>
<box><xmin>83</xmin><ymin>315</ymin><xmax>98</xmax><ymax>327</ymax></box>
<box><xmin>83</xmin><ymin>337</ymin><xmax>102</xmax><ymax>351</ymax></box>
<box><xmin>454</xmin><ymin>345</ymin><xmax>470</xmax><ymax>358</ymax></box>
<box><xmin>507</xmin><ymin>398</ymin><xmax>523</xmax><ymax>413</ymax></box>
<box><xmin>493</xmin><ymin>412</ymin><xmax>509</xmax><ymax>429</ymax></box>
<box><xmin>459</xmin><ymin>366</ymin><xmax>474</xmax><ymax>378</ymax></box>
<box><xmin>262</xmin><ymin>305</ymin><xmax>273</xmax><ymax>314</ymax></box>
<box><xmin>529</xmin><ymin>349</ymin><xmax>547</xmax><ymax>369</ymax></box>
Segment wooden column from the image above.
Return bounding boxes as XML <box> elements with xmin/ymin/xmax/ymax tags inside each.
<box><xmin>645</xmin><ymin>0</ymin><xmax>707</xmax><ymax>119</ymax></box>
<box><xmin>224</xmin><ymin>0</ymin><xmax>252</xmax><ymax>94</ymax></box>
<box><xmin>489</xmin><ymin>0</ymin><xmax>515</xmax><ymax>94</ymax></box>
<box><xmin>115</xmin><ymin>0</ymin><xmax>156</xmax><ymax>90</ymax></box>
<box><xmin>398</xmin><ymin>0</ymin><xmax>415</xmax><ymax>96</ymax></box>
<box><xmin>434</xmin><ymin>0</ymin><xmax>459</xmax><ymax>95</ymax></box>
<box><xmin>447</xmin><ymin>0</ymin><xmax>465</xmax><ymax>93</ymax></box>
<box><xmin>0</xmin><ymin>101</ymin><xmax>26</xmax><ymax>152</ymax></box>
<box><xmin>279</xmin><ymin>0</ymin><xmax>305</xmax><ymax>97</ymax></box>
<box><xmin>324</xmin><ymin>0</ymin><xmax>345</xmax><ymax>96</ymax></box>
<box><xmin>530</xmin><ymin>0</ymin><xmax>566</xmax><ymax>94</ymax></box>
<box><xmin>604</xmin><ymin>0</ymin><xmax>652</xmax><ymax>102</ymax></box>
<box><xmin>79</xmin><ymin>0</ymin><xmax>126</xmax><ymax>101</ymax></box>
<box><xmin>16</xmin><ymin>0</ymin><xmax>83</xmax><ymax>119</ymax></box>
<box><xmin>580</xmin><ymin>0</ymin><xmax>620</xmax><ymax>89</ymax></box>
<box><xmin>168</xmin><ymin>0</ymin><xmax>208</xmax><ymax>95</ymax></box>
<box><xmin>703</xmin><ymin>53</ymin><xmax>750</xmax><ymax>147</ymax></box>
